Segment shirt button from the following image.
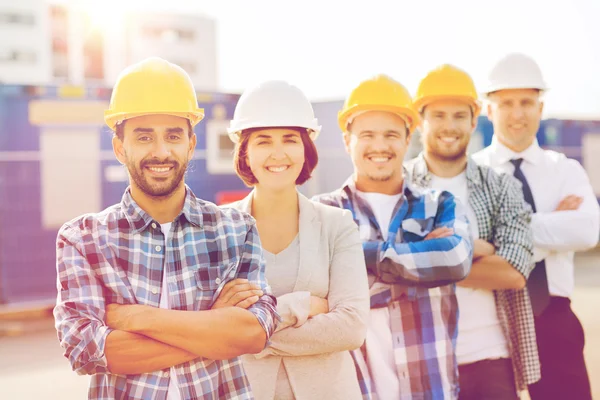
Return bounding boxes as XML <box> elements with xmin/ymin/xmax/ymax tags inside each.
<box><xmin>163</xmin><ymin>371</ymin><xmax>169</xmax><ymax>378</ymax></box>
<box><xmin>215</xmin><ymin>277</ymin><xmax>222</xmax><ymax>285</ymax></box>
<box><xmin>151</xmin><ymin>222</ymin><xmax>157</xmax><ymax>229</ymax></box>
<box><xmin>151</xmin><ymin>288</ymin><xmax>159</xmax><ymax>295</ymax></box>
<box><xmin>155</xmin><ymin>245</ymin><xmax>161</xmax><ymax>252</ymax></box>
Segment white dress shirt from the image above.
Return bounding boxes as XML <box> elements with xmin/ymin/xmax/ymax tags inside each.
<box><xmin>473</xmin><ymin>137</ymin><xmax>600</xmax><ymax>298</ymax></box>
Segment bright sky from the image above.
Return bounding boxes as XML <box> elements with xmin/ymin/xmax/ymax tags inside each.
<box><xmin>62</xmin><ymin>0</ymin><xmax>600</xmax><ymax>118</ymax></box>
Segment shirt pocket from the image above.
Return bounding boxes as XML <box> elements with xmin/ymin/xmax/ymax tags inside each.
<box><xmin>401</xmin><ymin>217</ymin><xmax>435</xmax><ymax>242</ymax></box>
<box><xmin>194</xmin><ymin>260</ymin><xmax>240</xmax><ymax>310</ymax></box>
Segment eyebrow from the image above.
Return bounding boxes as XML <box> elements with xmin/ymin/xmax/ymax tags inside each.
<box><xmin>132</xmin><ymin>127</ymin><xmax>185</xmax><ymax>134</ymax></box>
<box><xmin>359</xmin><ymin>130</ymin><xmax>401</xmax><ymax>134</ymax></box>
<box><xmin>166</xmin><ymin>127</ymin><xmax>184</xmax><ymax>133</ymax></box>
<box><xmin>133</xmin><ymin>127</ymin><xmax>154</xmax><ymax>133</ymax></box>
<box><xmin>254</xmin><ymin>133</ymin><xmax>299</xmax><ymax>139</ymax></box>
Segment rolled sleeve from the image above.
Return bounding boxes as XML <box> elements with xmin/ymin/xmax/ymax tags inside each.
<box><xmin>53</xmin><ymin>225</ymin><xmax>113</xmax><ymax>375</ymax></box>
<box><xmin>494</xmin><ymin>174</ymin><xmax>535</xmax><ymax>278</ymax></box>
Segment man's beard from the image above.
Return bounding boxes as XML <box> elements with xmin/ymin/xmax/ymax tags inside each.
<box><xmin>428</xmin><ymin>134</ymin><xmax>468</xmax><ymax>162</ymax></box>
<box><xmin>365</xmin><ymin>171</ymin><xmax>394</xmax><ymax>182</ymax></box>
<box><xmin>127</xmin><ymin>157</ymin><xmax>188</xmax><ymax>198</ymax></box>
<box><xmin>433</xmin><ymin>147</ymin><xmax>467</xmax><ymax>162</ymax></box>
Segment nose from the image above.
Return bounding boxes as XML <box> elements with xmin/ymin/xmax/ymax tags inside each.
<box><xmin>270</xmin><ymin>141</ymin><xmax>287</xmax><ymax>160</ymax></box>
<box><xmin>510</xmin><ymin>105</ymin><xmax>526</xmax><ymax>120</ymax></box>
<box><xmin>371</xmin><ymin>133</ymin><xmax>389</xmax><ymax>151</ymax></box>
<box><xmin>151</xmin><ymin>137</ymin><xmax>171</xmax><ymax>160</ymax></box>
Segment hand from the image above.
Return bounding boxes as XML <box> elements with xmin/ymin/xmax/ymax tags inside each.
<box><xmin>309</xmin><ymin>296</ymin><xmax>328</xmax><ymax>317</ymax></box>
<box><xmin>555</xmin><ymin>195</ymin><xmax>583</xmax><ymax>211</ymax></box>
<box><xmin>105</xmin><ymin>303</ymin><xmax>148</xmax><ymax>331</ymax></box>
<box><xmin>473</xmin><ymin>239</ymin><xmax>495</xmax><ymax>259</ymax></box>
<box><xmin>211</xmin><ymin>279</ymin><xmax>264</xmax><ymax>310</ymax></box>
<box><xmin>424</xmin><ymin>227</ymin><xmax>454</xmax><ymax>240</ymax></box>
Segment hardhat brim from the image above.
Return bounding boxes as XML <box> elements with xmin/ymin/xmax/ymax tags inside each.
<box><xmin>482</xmin><ymin>84</ymin><xmax>548</xmax><ymax>97</ymax></box>
<box><xmin>104</xmin><ymin>109</ymin><xmax>205</xmax><ymax>131</ymax></box>
<box><xmin>413</xmin><ymin>95</ymin><xmax>481</xmax><ymax>116</ymax></box>
<box><xmin>338</xmin><ymin>104</ymin><xmax>419</xmax><ymax>133</ymax></box>
<box><xmin>227</xmin><ymin>126</ymin><xmax>321</xmax><ymax>144</ymax></box>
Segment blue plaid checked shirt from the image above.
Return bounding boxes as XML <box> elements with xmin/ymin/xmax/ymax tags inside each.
<box><xmin>53</xmin><ymin>186</ymin><xmax>279</xmax><ymax>400</ymax></box>
<box><xmin>313</xmin><ymin>177</ymin><xmax>473</xmax><ymax>400</ymax></box>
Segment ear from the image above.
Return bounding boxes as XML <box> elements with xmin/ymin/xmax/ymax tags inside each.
<box><xmin>112</xmin><ymin>135</ymin><xmax>127</xmax><ymax>165</ymax></box>
<box><xmin>486</xmin><ymin>103</ymin><xmax>493</xmax><ymax>122</ymax></box>
<box><xmin>188</xmin><ymin>132</ymin><xmax>197</xmax><ymax>159</ymax></box>
<box><xmin>404</xmin><ymin>126</ymin><xmax>411</xmax><ymax>145</ymax></box>
<box><xmin>343</xmin><ymin>132</ymin><xmax>352</xmax><ymax>154</ymax></box>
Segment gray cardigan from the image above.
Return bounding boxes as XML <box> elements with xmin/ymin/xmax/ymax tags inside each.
<box><xmin>225</xmin><ymin>190</ymin><xmax>369</xmax><ymax>400</ymax></box>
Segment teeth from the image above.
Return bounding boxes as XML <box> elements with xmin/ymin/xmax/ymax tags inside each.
<box><xmin>370</xmin><ymin>157</ymin><xmax>389</xmax><ymax>163</ymax></box>
<box><xmin>440</xmin><ymin>137</ymin><xmax>458</xmax><ymax>143</ymax></box>
<box><xmin>267</xmin><ymin>166</ymin><xmax>288</xmax><ymax>172</ymax></box>
<box><xmin>148</xmin><ymin>167</ymin><xmax>170</xmax><ymax>172</ymax></box>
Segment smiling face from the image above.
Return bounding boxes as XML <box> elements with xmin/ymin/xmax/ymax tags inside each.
<box><xmin>344</xmin><ymin>110</ymin><xmax>410</xmax><ymax>192</ymax></box>
<box><xmin>486</xmin><ymin>88</ymin><xmax>543</xmax><ymax>152</ymax></box>
<box><xmin>420</xmin><ymin>99</ymin><xmax>477</xmax><ymax>162</ymax></box>
<box><xmin>243</xmin><ymin>127</ymin><xmax>307</xmax><ymax>191</ymax></box>
<box><xmin>112</xmin><ymin>114</ymin><xmax>196</xmax><ymax>198</ymax></box>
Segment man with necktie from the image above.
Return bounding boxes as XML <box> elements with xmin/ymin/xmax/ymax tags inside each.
<box><xmin>473</xmin><ymin>52</ymin><xmax>600</xmax><ymax>400</ymax></box>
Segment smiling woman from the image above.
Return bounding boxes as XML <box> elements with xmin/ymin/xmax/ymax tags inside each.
<box><xmin>233</xmin><ymin>126</ymin><xmax>318</xmax><ymax>188</ymax></box>
<box><xmin>219</xmin><ymin>80</ymin><xmax>370</xmax><ymax>400</ymax></box>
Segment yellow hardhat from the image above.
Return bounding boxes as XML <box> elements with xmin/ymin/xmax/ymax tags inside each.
<box><xmin>413</xmin><ymin>64</ymin><xmax>481</xmax><ymax>116</ymax></box>
<box><xmin>104</xmin><ymin>57</ymin><xmax>205</xmax><ymax>130</ymax></box>
<box><xmin>338</xmin><ymin>74</ymin><xmax>419</xmax><ymax>134</ymax></box>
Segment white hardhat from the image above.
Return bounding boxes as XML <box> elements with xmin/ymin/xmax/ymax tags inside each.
<box><xmin>482</xmin><ymin>52</ymin><xmax>548</xmax><ymax>96</ymax></box>
<box><xmin>227</xmin><ymin>80</ymin><xmax>321</xmax><ymax>143</ymax></box>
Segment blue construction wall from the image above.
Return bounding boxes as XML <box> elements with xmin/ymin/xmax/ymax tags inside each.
<box><xmin>0</xmin><ymin>85</ymin><xmax>248</xmax><ymax>304</ymax></box>
<box><xmin>1</xmin><ymin>88</ymin><xmax>599</xmax><ymax>305</ymax></box>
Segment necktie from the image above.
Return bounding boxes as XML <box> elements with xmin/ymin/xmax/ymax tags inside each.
<box><xmin>511</xmin><ymin>158</ymin><xmax>550</xmax><ymax>316</ymax></box>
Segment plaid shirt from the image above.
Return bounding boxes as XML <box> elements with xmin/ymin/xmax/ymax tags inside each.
<box><xmin>53</xmin><ymin>186</ymin><xmax>279</xmax><ymax>400</ymax></box>
<box><xmin>313</xmin><ymin>178</ymin><xmax>473</xmax><ymax>400</ymax></box>
<box><xmin>405</xmin><ymin>154</ymin><xmax>541</xmax><ymax>391</ymax></box>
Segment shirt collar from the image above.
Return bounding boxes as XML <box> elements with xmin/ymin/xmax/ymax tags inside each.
<box><xmin>489</xmin><ymin>135</ymin><xmax>543</xmax><ymax>166</ymax></box>
<box><xmin>341</xmin><ymin>171</ymin><xmax>418</xmax><ymax>203</ymax></box>
<box><xmin>121</xmin><ymin>184</ymin><xmax>204</xmax><ymax>233</ymax></box>
<box><xmin>407</xmin><ymin>152</ymin><xmax>483</xmax><ymax>188</ymax></box>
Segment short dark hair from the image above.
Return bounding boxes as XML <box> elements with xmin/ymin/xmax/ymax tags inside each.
<box><xmin>420</xmin><ymin>104</ymin><xmax>475</xmax><ymax>119</ymax></box>
<box><xmin>346</xmin><ymin>115</ymin><xmax>411</xmax><ymax>139</ymax></box>
<box><xmin>114</xmin><ymin>119</ymin><xmax>194</xmax><ymax>141</ymax></box>
<box><xmin>233</xmin><ymin>127</ymin><xmax>319</xmax><ymax>187</ymax></box>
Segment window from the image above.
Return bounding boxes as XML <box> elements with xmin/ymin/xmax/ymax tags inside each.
<box><xmin>141</xmin><ymin>26</ymin><xmax>195</xmax><ymax>42</ymax></box>
<box><xmin>206</xmin><ymin>117</ymin><xmax>236</xmax><ymax>174</ymax></box>
<box><xmin>0</xmin><ymin>12</ymin><xmax>35</xmax><ymax>26</ymax></box>
<box><xmin>0</xmin><ymin>50</ymin><xmax>37</xmax><ymax>63</ymax></box>
<box><xmin>50</xmin><ymin>5</ymin><xmax>69</xmax><ymax>79</ymax></box>
<box><xmin>83</xmin><ymin>29</ymin><xmax>104</xmax><ymax>80</ymax></box>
